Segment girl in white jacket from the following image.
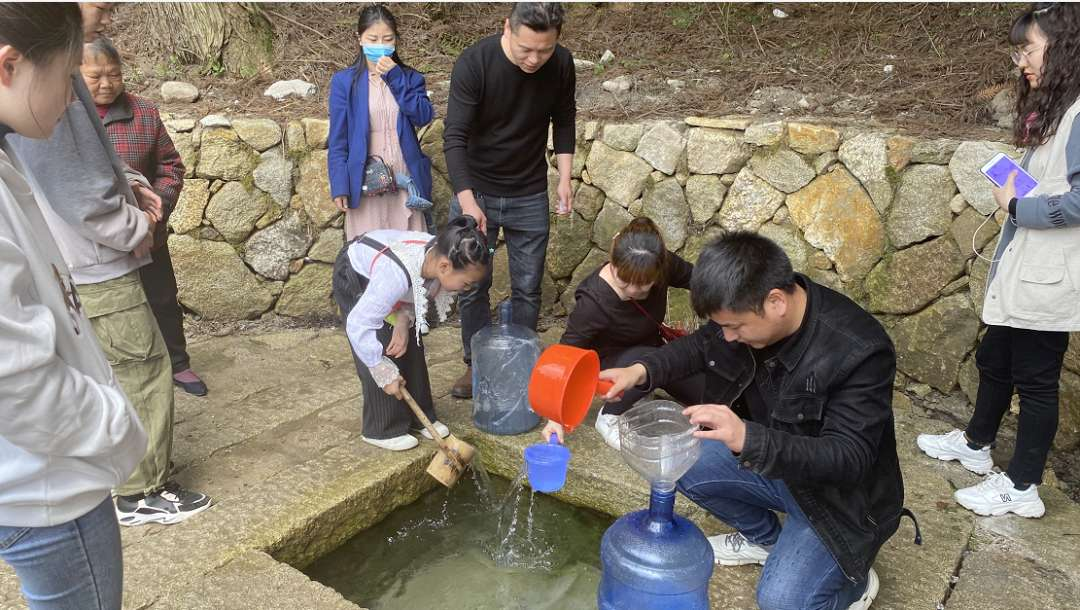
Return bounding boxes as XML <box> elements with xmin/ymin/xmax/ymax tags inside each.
<box><xmin>0</xmin><ymin>4</ymin><xmax>147</xmax><ymax>608</ymax></box>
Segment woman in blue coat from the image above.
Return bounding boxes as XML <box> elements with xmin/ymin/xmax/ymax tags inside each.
<box><xmin>328</xmin><ymin>5</ymin><xmax>435</xmax><ymax>239</ymax></box>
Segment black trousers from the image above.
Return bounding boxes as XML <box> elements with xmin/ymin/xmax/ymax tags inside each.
<box><xmin>138</xmin><ymin>241</ymin><xmax>190</xmax><ymax>374</ymax></box>
<box><xmin>332</xmin><ymin>244</ymin><xmax>437</xmax><ymax>439</ymax></box>
<box><xmin>966</xmin><ymin>325</ymin><xmax>1070</xmax><ymax>486</ymax></box>
<box><xmin>600</xmin><ymin>345</ymin><xmax>708</xmax><ymax>416</ymax></box>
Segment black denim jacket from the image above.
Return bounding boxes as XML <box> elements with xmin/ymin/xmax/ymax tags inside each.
<box><xmin>637</xmin><ymin>275</ymin><xmax>910</xmax><ymax>583</ymax></box>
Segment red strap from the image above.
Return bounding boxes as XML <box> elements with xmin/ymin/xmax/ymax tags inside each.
<box><xmin>367</xmin><ymin>239</ymin><xmax>429</xmax><ymax>275</ymax></box>
<box><xmin>630</xmin><ymin>298</ymin><xmax>663</xmax><ymax>330</ymax></box>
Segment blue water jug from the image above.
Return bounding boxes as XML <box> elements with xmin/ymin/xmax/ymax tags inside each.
<box><xmin>470</xmin><ymin>301</ymin><xmax>542</xmax><ymax>435</ymax></box>
<box><xmin>597</xmin><ymin>488</ymin><xmax>714</xmax><ymax>610</ymax></box>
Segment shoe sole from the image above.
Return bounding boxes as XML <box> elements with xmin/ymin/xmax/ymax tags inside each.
<box><xmin>116</xmin><ymin>501</ymin><xmax>213</xmax><ymax>527</ymax></box>
<box><xmin>714</xmin><ymin>557</ymin><xmax>767</xmax><ymax>567</ymax></box>
<box><xmin>172</xmin><ymin>381</ymin><xmax>208</xmax><ymax>397</ymax></box>
<box><xmin>954</xmin><ymin>495</ymin><xmax>1046</xmax><ymax>518</ymax></box>
<box><xmin>852</xmin><ymin>569</ymin><xmax>880</xmax><ymax>610</ymax></box>
<box><xmin>917</xmin><ymin>439</ymin><xmax>994</xmax><ymax>475</ymax></box>
<box><xmin>362</xmin><ymin>437</ymin><xmax>419</xmax><ymax>451</ymax></box>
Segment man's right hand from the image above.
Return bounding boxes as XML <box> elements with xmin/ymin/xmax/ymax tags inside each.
<box><xmin>333</xmin><ymin>196</ymin><xmax>350</xmax><ymax>212</ymax></box>
<box><xmin>457</xmin><ymin>190</ymin><xmax>487</xmax><ymax>234</ymax></box>
<box><xmin>599</xmin><ymin>364</ymin><xmax>648</xmax><ymax>401</ymax></box>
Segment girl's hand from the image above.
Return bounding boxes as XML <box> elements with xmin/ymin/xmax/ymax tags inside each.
<box><xmin>386</xmin><ymin>323</ymin><xmax>409</xmax><ymax>358</ymax></box>
<box><xmin>375</xmin><ymin>55</ymin><xmax>397</xmax><ymax>77</ymax></box>
<box><xmin>542</xmin><ymin>420</ymin><xmax>565</xmax><ymax>443</ymax></box>
<box><xmin>383</xmin><ymin>376</ymin><xmax>406</xmax><ymax>399</ymax></box>
<box><xmin>992</xmin><ymin>170</ymin><xmax>1017</xmax><ymax>214</ymax></box>
<box><xmin>333</xmin><ymin>196</ymin><xmax>350</xmax><ymax>212</ymax></box>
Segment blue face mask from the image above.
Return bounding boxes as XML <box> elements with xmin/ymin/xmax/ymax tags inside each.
<box><xmin>363</xmin><ymin>44</ymin><xmax>395</xmax><ymax>63</ymax></box>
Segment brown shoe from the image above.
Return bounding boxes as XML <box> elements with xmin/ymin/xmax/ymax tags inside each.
<box><xmin>451</xmin><ymin>367</ymin><xmax>473</xmax><ymax>399</ymax></box>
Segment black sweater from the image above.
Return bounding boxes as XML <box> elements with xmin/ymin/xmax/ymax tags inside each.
<box><xmin>443</xmin><ymin>35</ymin><xmax>577</xmax><ymax>198</ymax></box>
<box><xmin>560</xmin><ymin>253</ymin><xmax>694</xmax><ymax>361</ymax></box>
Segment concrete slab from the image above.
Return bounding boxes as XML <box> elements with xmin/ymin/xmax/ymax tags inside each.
<box><xmin>0</xmin><ymin>326</ymin><xmax>1076</xmax><ymax>609</ymax></box>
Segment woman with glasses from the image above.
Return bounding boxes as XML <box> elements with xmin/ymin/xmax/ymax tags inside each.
<box><xmin>918</xmin><ymin>2</ymin><xmax>1080</xmax><ymax>519</ymax></box>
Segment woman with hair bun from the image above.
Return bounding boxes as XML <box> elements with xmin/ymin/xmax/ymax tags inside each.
<box><xmin>333</xmin><ymin>216</ymin><xmax>490</xmax><ymax>451</ymax></box>
<box><xmin>542</xmin><ymin>217</ymin><xmax>706</xmax><ymax>450</ymax></box>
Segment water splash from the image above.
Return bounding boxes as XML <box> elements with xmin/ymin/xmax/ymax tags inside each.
<box><xmin>489</xmin><ymin>468</ymin><xmax>554</xmax><ymax>570</ymax></box>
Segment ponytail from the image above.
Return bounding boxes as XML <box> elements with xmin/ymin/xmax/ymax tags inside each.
<box><xmin>610</xmin><ymin>217</ymin><xmax>667</xmax><ymax>286</ymax></box>
<box><xmin>434</xmin><ymin>215</ymin><xmax>492</xmax><ymax>270</ymax></box>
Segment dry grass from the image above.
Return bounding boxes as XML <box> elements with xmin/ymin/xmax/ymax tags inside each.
<box><xmin>111</xmin><ymin>2</ymin><xmax>1020</xmax><ymax>138</ymax></box>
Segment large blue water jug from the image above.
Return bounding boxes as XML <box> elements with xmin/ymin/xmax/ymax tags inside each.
<box><xmin>470</xmin><ymin>301</ymin><xmax>542</xmax><ymax>435</ymax></box>
<box><xmin>597</xmin><ymin>488</ymin><xmax>714</xmax><ymax>610</ymax></box>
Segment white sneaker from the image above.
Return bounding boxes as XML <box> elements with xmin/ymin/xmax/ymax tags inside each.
<box><xmin>417</xmin><ymin>421</ymin><xmax>450</xmax><ymax>440</ymax></box>
<box><xmin>847</xmin><ymin>567</ymin><xmax>879</xmax><ymax>610</ymax></box>
<box><xmin>708</xmin><ymin>532</ymin><xmax>770</xmax><ymax>566</ymax></box>
<box><xmin>362</xmin><ymin>434</ymin><xmax>419</xmax><ymax>451</ymax></box>
<box><xmin>954</xmin><ymin>472</ymin><xmax>1045</xmax><ymax>518</ymax></box>
<box><xmin>594</xmin><ymin>411</ymin><xmax>621</xmax><ymax>451</ymax></box>
<box><xmin>916</xmin><ymin>429</ymin><xmax>994</xmax><ymax>474</ymax></box>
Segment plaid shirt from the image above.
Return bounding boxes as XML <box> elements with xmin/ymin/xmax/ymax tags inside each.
<box><xmin>101</xmin><ymin>93</ymin><xmax>184</xmax><ymax>244</ymax></box>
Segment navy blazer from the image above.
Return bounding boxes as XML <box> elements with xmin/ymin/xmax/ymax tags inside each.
<box><xmin>327</xmin><ymin>64</ymin><xmax>434</xmax><ymax>209</ymax></box>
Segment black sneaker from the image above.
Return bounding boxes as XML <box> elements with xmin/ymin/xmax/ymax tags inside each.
<box><xmin>115</xmin><ymin>482</ymin><xmax>213</xmax><ymax>526</ymax></box>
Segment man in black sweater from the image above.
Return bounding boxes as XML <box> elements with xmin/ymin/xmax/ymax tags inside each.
<box><xmin>602</xmin><ymin>233</ymin><xmax>912</xmax><ymax>610</ymax></box>
<box><xmin>444</xmin><ymin>2</ymin><xmax>577</xmax><ymax>398</ymax></box>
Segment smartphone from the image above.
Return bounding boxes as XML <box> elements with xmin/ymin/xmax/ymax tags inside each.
<box><xmin>980</xmin><ymin>152</ymin><xmax>1039</xmax><ymax>198</ymax></box>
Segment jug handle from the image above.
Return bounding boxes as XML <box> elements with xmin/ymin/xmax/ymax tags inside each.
<box><xmin>548</xmin><ymin>436</ymin><xmax>562</xmax><ymax>446</ymax></box>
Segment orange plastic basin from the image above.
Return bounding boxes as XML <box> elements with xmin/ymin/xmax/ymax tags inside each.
<box><xmin>528</xmin><ymin>344</ymin><xmax>615</xmax><ymax>432</ymax></box>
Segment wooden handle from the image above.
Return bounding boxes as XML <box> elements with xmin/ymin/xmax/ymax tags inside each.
<box><xmin>400</xmin><ymin>387</ymin><xmax>465</xmax><ymax>470</ymax></box>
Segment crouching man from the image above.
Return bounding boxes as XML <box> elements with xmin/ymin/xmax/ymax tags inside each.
<box><xmin>602</xmin><ymin>232</ymin><xmax>916</xmax><ymax>610</ymax></box>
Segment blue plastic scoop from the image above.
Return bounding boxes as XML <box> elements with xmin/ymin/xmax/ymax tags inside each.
<box><xmin>523</xmin><ymin>437</ymin><xmax>571</xmax><ymax>493</ymax></box>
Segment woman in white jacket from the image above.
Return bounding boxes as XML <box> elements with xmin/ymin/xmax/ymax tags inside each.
<box><xmin>0</xmin><ymin>4</ymin><xmax>146</xmax><ymax>608</ymax></box>
<box><xmin>918</xmin><ymin>2</ymin><xmax>1080</xmax><ymax>519</ymax></box>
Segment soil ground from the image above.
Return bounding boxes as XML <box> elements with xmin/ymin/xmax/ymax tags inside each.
<box><xmin>111</xmin><ymin>2</ymin><xmax>1021</xmax><ymax>139</ymax></box>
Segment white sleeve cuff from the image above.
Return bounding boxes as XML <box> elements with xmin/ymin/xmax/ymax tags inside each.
<box><xmin>370</xmin><ymin>357</ymin><xmax>401</xmax><ymax>388</ymax></box>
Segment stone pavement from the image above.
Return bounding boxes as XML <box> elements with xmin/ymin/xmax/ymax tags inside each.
<box><xmin>1</xmin><ymin>325</ymin><xmax>1077</xmax><ymax>609</ymax></box>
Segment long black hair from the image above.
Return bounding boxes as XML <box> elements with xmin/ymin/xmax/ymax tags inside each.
<box><xmin>1009</xmin><ymin>3</ymin><xmax>1080</xmax><ymax>146</ymax></box>
<box><xmin>0</xmin><ymin>3</ymin><xmax>82</xmax><ymax>66</ymax></box>
<box><xmin>433</xmin><ymin>215</ymin><xmax>491</xmax><ymax>271</ymax></box>
<box><xmin>351</xmin><ymin>4</ymin><xmax>411</xmax><ymax>87</ymax></box>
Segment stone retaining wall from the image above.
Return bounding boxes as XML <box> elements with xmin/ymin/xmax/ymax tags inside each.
<box><xmin>161</xmin><ymin>113</ymin><xmax>1080</xmax><ymax>449</ymax></box>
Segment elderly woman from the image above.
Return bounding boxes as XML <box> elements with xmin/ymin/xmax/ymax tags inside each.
<box><xmin>81</xmin><ymin>37</ymin><xmax>208</xmax><ymax>396</ymax></box>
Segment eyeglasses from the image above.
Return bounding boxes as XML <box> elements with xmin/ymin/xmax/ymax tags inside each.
<box><xmin>1010</xmin><ymin>45</ymin><xmax>1044</xmax><ymax>66</ymax></box>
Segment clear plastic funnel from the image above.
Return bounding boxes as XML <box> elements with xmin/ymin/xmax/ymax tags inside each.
<box><xmin>618</xmin><ymin>400</ymin><xmax>700</xmax><ymax>492</ymax></box>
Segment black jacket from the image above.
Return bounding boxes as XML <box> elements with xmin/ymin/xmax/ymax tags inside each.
<box><xmin>638</xmin><ymin>275</ymin><xmax>906</xmax><ymax>583</ymax></box>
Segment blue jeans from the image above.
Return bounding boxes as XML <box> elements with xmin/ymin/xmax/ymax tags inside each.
<box><xmin>450</xmin><ymin>190</ymin><xmax>550</xmax><ymax>363</ymax></box>
<box><xmin>0</xmin><ymin>498</ymin><xmax>122</xmax><ymax>609</ymax></box>
<box><xmin>677</xmin><ymin>441</ymin><xmax>867</xmax><ymax>610</ymax></box>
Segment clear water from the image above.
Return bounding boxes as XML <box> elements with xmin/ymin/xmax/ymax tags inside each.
<box><xmin>303</xmin><ymin>471</ymin><xmax>612</xmax><ymax>610</ymax></box>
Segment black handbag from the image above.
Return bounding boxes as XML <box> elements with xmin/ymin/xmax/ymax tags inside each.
<box><xmin>361</xmin><ymin>155</ymin><xmax>398</xmax><ymax>197</ymax></box>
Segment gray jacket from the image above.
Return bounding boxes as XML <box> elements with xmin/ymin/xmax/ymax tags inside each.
<box><xmin>7</xmin><ymin>77</ymin><xmax>150</xmax><ymax>285</ymax></box>
<box><xmin>983</xmin><ymin>96</ymin><xmax>1080</xmax><ymax>331</ymax></box>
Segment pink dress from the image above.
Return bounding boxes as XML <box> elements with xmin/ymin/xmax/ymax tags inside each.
<box><xmin>345</xmin><ymin>74</ymin><xmax>425</xmax><ymax>240</ymax></box>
